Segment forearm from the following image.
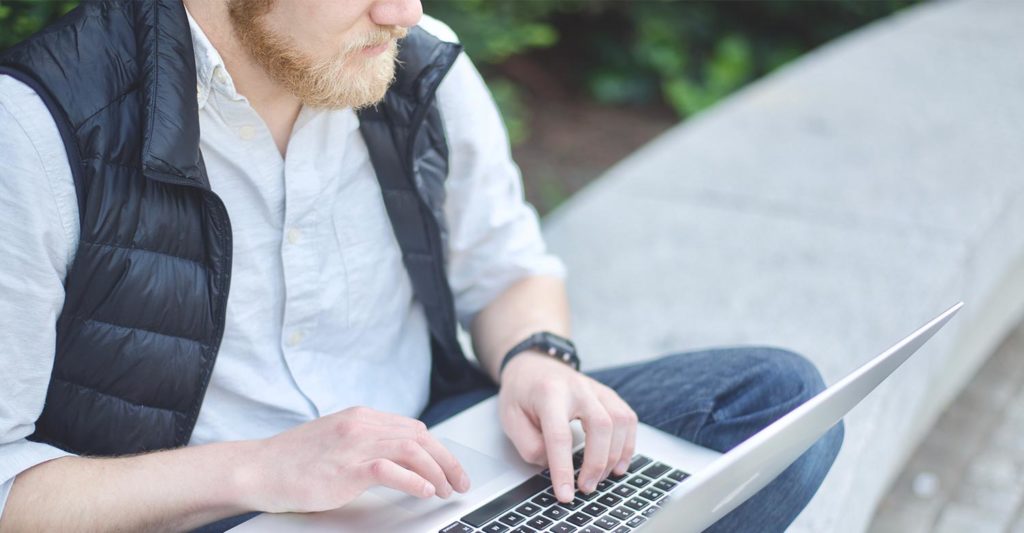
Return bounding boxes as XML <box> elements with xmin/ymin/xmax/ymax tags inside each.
<box><xmin>470</xmin><ymin>275</ymin><xmax>571</xmax><ymax>383</ymax></box>
<box><xmin>0</xmin><ymin>440</ymin><xmax>258</xmax><ymax>533</ymax></box>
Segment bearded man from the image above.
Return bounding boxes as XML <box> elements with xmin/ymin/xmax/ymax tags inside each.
<box><xmin>0</xmin><ymin>1</ymin><xmax>842</xmax><ymax>531</ymax></box>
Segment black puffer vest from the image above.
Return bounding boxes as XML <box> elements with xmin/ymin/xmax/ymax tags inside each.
<box><xmin>0</xmin><ymin>0</ymin><xmax>486</xmax><ymax>456</ymax></box>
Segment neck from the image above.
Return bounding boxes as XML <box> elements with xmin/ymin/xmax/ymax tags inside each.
<box><xmin>183</xmin><ymin>0</ymin><xmax>300</xmax><ymax>155</ymax></box>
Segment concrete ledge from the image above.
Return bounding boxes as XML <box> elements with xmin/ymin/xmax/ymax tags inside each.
<box><xmin>542</xmin><ymin>1</ymin><xmax>1024</xmax><ymax>530</ymax></box>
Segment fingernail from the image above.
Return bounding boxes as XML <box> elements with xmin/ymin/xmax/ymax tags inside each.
<box><xmin>557</xmin><ymin>483</ymin><xmax>574</xmax><ymax>502</ymax></box>
<box><xmin>458</xmin><ymin>472</ymin><xmax>471</xmax><ymax>492</ymax></box>
<box><xmin>422</xmin><ymin>482</ymin><xmax>436</xmax><ymax>498</ymax></box>
<box><xmin>582</xmin><ymin>478</ymin><xmax>596</xmax><ymax>493</ymax></box>
<box><xmin>616</xmin><ymin>459</ymin><xmax>629</xmax><ymax>474</ymax></box>
<box><xmin>441</xmin><ymin>481</ymin><xmax>453</xmax><ymax>498</ymax></box>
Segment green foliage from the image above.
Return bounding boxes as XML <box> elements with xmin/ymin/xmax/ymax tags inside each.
<box><xmin>0</xmin><ymin>0</ymin><xmax>77</xmax><ymax>51</ymax></box>
<box><xmin>2</xmin><ymin>0</ymin><xmax>916</xmax><ymax>138</ymax></box>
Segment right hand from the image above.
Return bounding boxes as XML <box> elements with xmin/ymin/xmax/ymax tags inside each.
<box><xmin>242</xmin><ymin>406</ymin><xmax>471</xmax><ymax>513</ymax></box>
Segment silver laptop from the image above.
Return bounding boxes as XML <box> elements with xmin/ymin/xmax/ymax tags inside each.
<box><xmin>233</xmin><ymin>302</ymin><xmax>963</xmax><ymax>533</ymax></box>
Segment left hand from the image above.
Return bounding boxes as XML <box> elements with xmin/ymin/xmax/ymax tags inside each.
<box><xmin>498</xmin><ymin>352</ymin><xmax>638</xmax><ymax>503</ymax></box>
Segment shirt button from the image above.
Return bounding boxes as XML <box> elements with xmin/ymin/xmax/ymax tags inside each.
<box><xmin>214</xmin><ymin>66</ymin><xmax>229</xmax><ymax>85</ymax></box>
<box><xmin>238</xmin><ymin>125</ymin><xmax>257</xmax><ymax>140</ymax></box>
<box><xmin>286</xmin><ymin>228</ymin><xmax>301</xmax><ymax>245</ymax></box>
<box><xmin>287</xmin><ymin>330</ymin><xmax>305</xmax><ymax>347</ymax></box>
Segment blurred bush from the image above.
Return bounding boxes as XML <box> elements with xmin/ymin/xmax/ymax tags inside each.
<box><xmin>423</xmin><ymin>0</ymin><xmax>916</xmax><ymax>133</ymax></box>
<box><xmin>2</xmin><ymin>0</ymin><xmax>916</xmax><ymax>141</ymax></box>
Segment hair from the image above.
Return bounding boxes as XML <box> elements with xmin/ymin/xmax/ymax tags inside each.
<box><xmin>226</xmin><ymin>0</ymin><xmax>407</xmax><ymax>109</ymax></box>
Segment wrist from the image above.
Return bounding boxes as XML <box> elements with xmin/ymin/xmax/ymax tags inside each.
<box><xmin>501</xmin><ymin>350</ymin><xmax>572</xmax><ymax>385</ymax></box>
<box><xmin>217</xmin><ymin>439</ymin><xmax>267</xmax><ymax>512</ymax></box>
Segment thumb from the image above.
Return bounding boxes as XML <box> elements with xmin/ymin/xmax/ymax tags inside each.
<box><xmin>501</xmin><ymin>405</ymin><xmax>547</xmax><ymax>466</ymax></box>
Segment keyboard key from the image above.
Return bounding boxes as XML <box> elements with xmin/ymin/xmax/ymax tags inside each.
<box><xmin>463</xmin><ymin>475</ymin><xmax>551</xmax><ymax>527</ymax></box>
<box><xmin>500</xmin><ymin>512</ymin><xmax>526</xmax><ymax>526</ymax></box>
<box><xmin>608</xmin><ymin>470</ymin><xmax>628</xmax><ymax>482</ymax></box>
<box><xmin>626</xmin><ymin>516</ymin><xmax>646</xmax><ymax>527</ymax></box>
<box><xmin>543</xmin><ymin>506</ymin><xmax>569</xmax><ymax>521</ymax></box>
<box><xmin>580</xmin><ymin>527</ymin><xmax>603</xmax><ymax>533</ymax></box>
<box><xmin>440</xmin><ymin>522</ymin><xmax>473</xmax><ymax>533</ymax></box>
<box><xmin>654</xmin><ymin>479</ymin><xmax>677</xmax><ymax>492</ymax></box>
<box><xmin>595</xmin><ymin>479</ymin><xmax>615</xmax><ymax>492</ymax></box>
<box><xmin>612</xmin><ymin>485</ymin><xmax>636</xmax><ymax>498</ymax></box>
<box><xmin>576</xmin><ymin>489</ymin><xmax>600</xmax><ymax>501</ymax></box>
<box><xmin>624</xmin><ymin>497</ymin><xmax>649</xmax><ymax>511</ymax></box>
<box><xmin>516</xmin><ymin>502</ymin><xmax>542</xmax><ymax>516</ymax></box>
<box><xmin>612</xmin><ymin>528</ymin><xmax>630</xmax><ymax>533</ymax></box>
<box><xmin>594</xmin><ymin>516</ymin><xmax>621</xmax><ymax>530</ymax></box>
<box><xmin>532</xmin><ymin>493</ymin><xmax>557</xmax><ymax>507</ymax></box>
<box><xmin>639</xmin><ymin>488</ymin><xmax>664</xmax><ymax>501</ymax></box>
<box><xmin>640</xmin><ymin>462</ymin><xmax>672</xmax><ymax>479</ymax></box>
<box><xmin>559</xmin><ymin>498</ymin><xmax>585</xmax><ymax>511</ymax></box>
<box><xmin>609</xmin><ymin>506</ymin><xmax>633</xmax><ymax>520</ymax></box>
<box><xmin>527</xmin><ymin>516</ymin><xmax>553</xmax><ymax>529</ymax></box>
<box><xmin>627</xmin><ymin>455</ymin><xmax>652</xmax><ymax>473</ymax></box>
<box><xmin>540</xmin><ymin>469</ymin><xmax>551</xmax><ymax>479</ymax></box>
<box><xmin>581</xmin><ymin>502</ymin><xmax>608</xmax><ymax>517</ymax></box>
<box><xmin>642</xmin><ymin>505</ymin><xmax>660</xmax><ymax>517</ymax></box>
<box><xmin>667</xmin><ymin>469</ymin><xmax>689</xmax><ymax>482</ymax></box>
<box><xmin>626</xmin><ymin>476</ymin><xmax>651</xmax><ymax>489</ymax></box>
<box><xmin>482</xmin><ymin>522</ymin><xmax>510</xmax><ymax>533</ymax></box>
<box><xmin>550</xmin><ymin>523</ymin><xmax>577</xmax><ymax>533</ymax></box>
<box><xmin>596</xmin><ymin>493</ymin><xmax>622</xmax><ymax>507</ymax></box>
<box><xmin>511</xmin><ymin>527</ymin><xmax>537</xmax><ymax>533</ymax></box>
<box><xmin>567</xmin><ymin>512</ymin><xmax>592</xmax><ymax>526</ymax></box>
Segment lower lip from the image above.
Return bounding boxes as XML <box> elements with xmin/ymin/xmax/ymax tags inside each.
<box><xmin>361</xmin><ymin>43</ymin><xmax>389</xmax><ymax>56</ymax></box>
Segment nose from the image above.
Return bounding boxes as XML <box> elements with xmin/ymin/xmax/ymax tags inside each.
<box><xmin>369</xmin><ymin>0</ymin><xmax>423</xmax><ymax>29</ymax></box>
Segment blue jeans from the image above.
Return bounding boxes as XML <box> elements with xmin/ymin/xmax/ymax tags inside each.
<box><xmin>195</xmin><ymin>347</ymin><xmax>842</xmax><ymax>532</ymax></box>
<box><xmin>420</xmin><ymin>347</ymin><xmax>845</xmax><ymax>533</ymax></box>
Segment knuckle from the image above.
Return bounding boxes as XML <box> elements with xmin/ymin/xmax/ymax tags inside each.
<box><xmin>334</xmin><ymin>419</ymin><xmax>355</xmax><ymax>436</ymax></box>
<box><xmin>399</xmin><ymin>439</ymin><xmax>421</xmax><ymax>456</ymax></box>
<box><xmin>413</xmin><ymin>426</ymin><xmax>432</xmax><ymax>446</ymax></box>
<box><xmin>590</xmin><ymin>413</ymin><xmax>613</xmax><ymax>432</ymax></box>
<box><xmin>366</xmin><ymin>458</ymin><xmax>389</xmax><ymax>480</ymax></box>
<box><xmin>537</xmin><ymin>379</ymin><xmax>561</xmax><ymax>397</ymax></box>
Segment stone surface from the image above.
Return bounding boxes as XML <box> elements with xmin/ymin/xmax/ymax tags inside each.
<box><xmin>541</xmin><ymin>0</ymin><xmax>1024</xmax><ymax>531</ymax></box>
<box><xmin>870</xmin><ymin>324</ymin><xmax>1024</xmax><ymax>532</ymax></box>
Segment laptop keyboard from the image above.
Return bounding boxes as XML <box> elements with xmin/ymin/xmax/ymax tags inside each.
<box><xmin>441</xmin><ymin>452</ymin><xmax>690</xmax><ymax>533</ymax></box>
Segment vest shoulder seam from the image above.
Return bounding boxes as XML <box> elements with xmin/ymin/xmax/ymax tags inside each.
<box><xmin>80</xmin><ymin>239</ymin><xmax>207</xmax><ymax>269</ymax></box>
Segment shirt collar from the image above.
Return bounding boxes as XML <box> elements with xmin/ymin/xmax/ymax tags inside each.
<box><xmin>185</xmin><ymin>7</ymin><xmax>240</xmax><ymax>109</ymax></box>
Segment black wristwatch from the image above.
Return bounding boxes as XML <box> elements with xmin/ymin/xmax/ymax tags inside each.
<box><xmin>499</xmin><ymin>331</ymin><xmax>580</xmax><ymax>375</ymax></box>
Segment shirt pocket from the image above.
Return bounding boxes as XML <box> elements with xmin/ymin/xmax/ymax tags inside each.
<box><xmin>330</xmin><ymin>194</ymin><xmax>414</xmax><ymax>330</ymax></box>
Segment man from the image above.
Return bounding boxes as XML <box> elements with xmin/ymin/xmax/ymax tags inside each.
<box><xmin>0</xmin><ymin>0</ymin><xmax>842</xmax><ymax>531</ymax></box>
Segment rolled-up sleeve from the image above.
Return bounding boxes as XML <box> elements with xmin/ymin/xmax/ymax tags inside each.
<box><xmin>0</xmin><ymin>76</ymin><xmax>79</xmax><ymax>519</ymax></box>
<box><xmin>436</xmin><ymin>49</ymin><xmax>567</xmax><ymax>330</ymax></box>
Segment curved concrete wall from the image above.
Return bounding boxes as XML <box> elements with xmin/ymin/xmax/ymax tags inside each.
<box><xmin>542</xmin><ymin>1</ymin><xmax>1024</xmax><ymax>530</ymax></box>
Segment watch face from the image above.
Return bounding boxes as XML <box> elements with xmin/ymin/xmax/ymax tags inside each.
<box><xmin>542</xmin><ymin>332</ymin><xmax>576</xmax><ymax>353</ymax></box>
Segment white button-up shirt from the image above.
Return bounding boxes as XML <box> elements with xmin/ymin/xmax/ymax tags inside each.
<box><xmin>0</xmin><ymin>14</ymin><xmax>565</xmax><ymax>515</ymax></box>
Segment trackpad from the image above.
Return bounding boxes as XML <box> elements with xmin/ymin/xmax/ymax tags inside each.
<box><xmin>368</xmin><ymin>438</ymin><xmax>510</xmax><ymax>512</ymax></box>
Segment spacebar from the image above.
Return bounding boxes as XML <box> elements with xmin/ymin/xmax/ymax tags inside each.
<box><xmin>461</xmin><ymin>475</ymin><xmax>550</xmax><ymax>527</ymax></box>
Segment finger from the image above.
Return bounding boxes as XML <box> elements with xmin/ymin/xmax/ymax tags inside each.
<box><xmin>538</xmin><ymin>403</ymin><xmax>576</xmax><ymax>502</ymax></box>
<box><xmin>358</xmin><ymin>458</ymin><xmax>436</xmax><ymax>499</ymax></box>
<box><xmin>615</xmin><ymin>410</ymin><xmax>639</xmax><ymax>476</ymax></box>
<box><xmin>388</xmin><ymin>423</ymin><xmax>471</xmax><ymax>493</ymax></box>
<box><xmin>380</xmin><ymin>437</ymin><xmax>453</xmax><ymax>498</ymax></box>
<box><xmin>600</xmin><ymin>396</ymin><xmax>629</xmax><ymax>480</ymax></box>
<box><xmin>502</xmin><ymin>405</ymin><xmax>548</xmax><ymax>467</ymax></box>
<box><xmin>577</xmin><ymin>399</ymin><xmax>613</xmax><ymax>494</ymax></box>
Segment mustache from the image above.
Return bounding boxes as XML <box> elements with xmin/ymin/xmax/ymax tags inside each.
<box><xmin>347</xmin><ymin>26</ymin><xmax>408</xmax><ymax>53</ymax></box>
